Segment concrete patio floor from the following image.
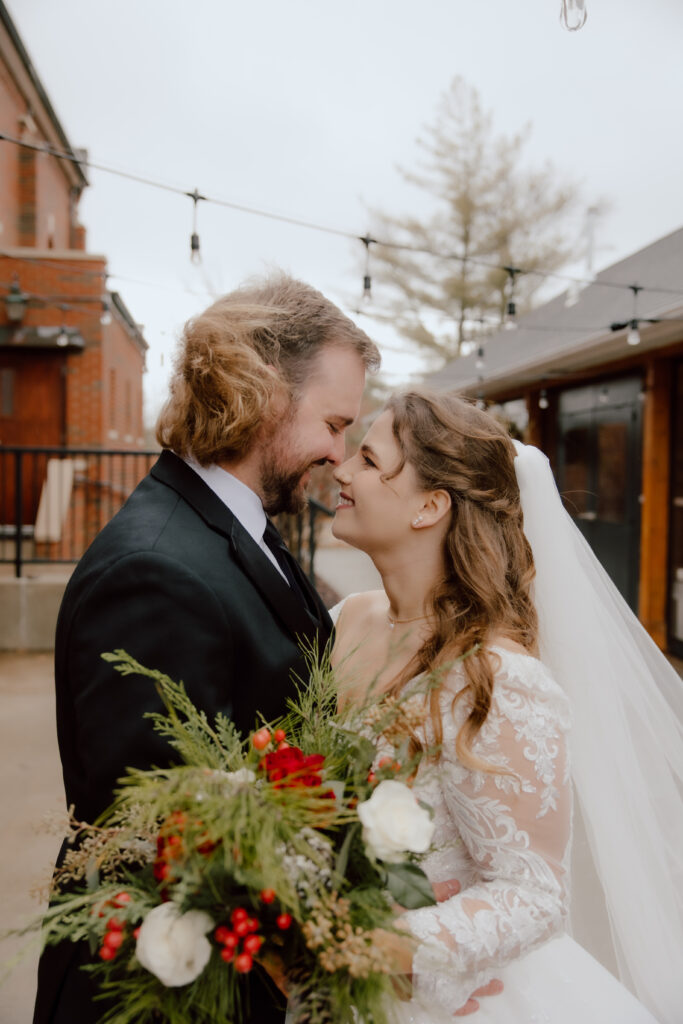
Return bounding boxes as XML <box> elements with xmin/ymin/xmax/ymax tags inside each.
<box><xmin>0</xmin><ymin>652</ymin><xmax>64</xmax><ymax>1024</ymax></box>
<box><xmin>1</xmin><ymin>537</ymin><xmax>681</xmax><ymax>1023</ymax></box>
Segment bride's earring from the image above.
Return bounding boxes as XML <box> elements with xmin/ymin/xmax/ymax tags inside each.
<box><xmin>412</xmin><ymin>514</ymin><xmax>424</xmax><ymax>527</ymax></box>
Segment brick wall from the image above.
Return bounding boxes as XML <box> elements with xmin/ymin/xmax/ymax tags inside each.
<box><xmin>1</xmin><ymin>253</ymin><xmax>146</xmax><ymax>449</ymax></box>
<box><xmin>0</xmin><ymin>10</ymin><xmax>146</xmax><ymax>450</ymax></box>
<box><xmin>0</xmin><ymin>16</ymin><xmax>84</xmax><ymax>251</ymax></box>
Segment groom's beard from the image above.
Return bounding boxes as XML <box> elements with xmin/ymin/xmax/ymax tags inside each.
<box><xmin>260</xmin><ymin>451</ymin><xmax>313</xmax><ymax>516</ymax></box>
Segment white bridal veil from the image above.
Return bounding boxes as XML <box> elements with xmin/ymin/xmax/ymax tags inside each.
<box><xmin>513</xmin><ymin>442</ymin><xmax>683</xmax><ymax>1024</ymax></box>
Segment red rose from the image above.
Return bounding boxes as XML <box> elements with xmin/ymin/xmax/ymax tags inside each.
<box><xmin>262</xmin><ymin>746</ymin><xmax>326</xmax><ymax>788</ymax></box>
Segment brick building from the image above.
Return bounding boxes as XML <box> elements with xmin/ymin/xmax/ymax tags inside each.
<box><xmin>0</xmin><ymin>2</ymin><xmax>147</xmax><ymax>451</ymax></box>
<box><xmin>0</xmin><ymin>1</ymin><xmax>149</xmax><ymax>545</ymax></box>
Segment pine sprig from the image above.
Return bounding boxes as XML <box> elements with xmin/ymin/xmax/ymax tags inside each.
<box><xmin>101</xmin><ymin>651</ymin><xmax>242</xmax><ymax>770</ymax></box>
<box><xmin>7</xmin><ymin>647</ymin><xmax>446</xmax><ymax>1024</ymax></box>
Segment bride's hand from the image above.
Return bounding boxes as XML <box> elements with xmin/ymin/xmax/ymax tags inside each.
<box><xmin>432</xmin><ymin>877</ymin><xmax>461</xmax><ymax>901</ymax></box>
<box><xmin>425</xmin><ymin>879</ymin><xmax>506</xmax><ymax>1016</ymax></box>
<box><xmin>453</xmin><ymin>978</ymin><xmax>505</xmax><ymax>1016</ymax></box>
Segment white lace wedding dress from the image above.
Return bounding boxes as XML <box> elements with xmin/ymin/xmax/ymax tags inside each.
<box><xmin>341</xmin><ymin>631</ymin><xmax>660</xmax><ymax>1023</ymax></box>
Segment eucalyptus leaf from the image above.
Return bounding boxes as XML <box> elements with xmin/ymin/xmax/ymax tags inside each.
<box><xmin>383</xmin><ymin>861</ymin><xmax>436</xmax><ymax>909</ymax></box>
<box><xmin>333</xmin><ymin>822</ymin><xmax>359</xmax><ymax>888</ymax></box>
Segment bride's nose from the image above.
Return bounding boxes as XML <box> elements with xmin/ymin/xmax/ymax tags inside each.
<box><xmin>333</xmin><ymin>459</ymin><xmax>352</xmax><ymax>485</ymax></box>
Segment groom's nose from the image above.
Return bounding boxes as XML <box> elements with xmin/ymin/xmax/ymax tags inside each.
<box><xmin>325</xmin><ymin>431</ymin><xmax>346</xmax><ymax>467</ymax></box>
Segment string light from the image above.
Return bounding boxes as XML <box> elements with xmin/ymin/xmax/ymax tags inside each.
<box><xmin>627</xmin><ymin>284</ymin><xmax>642</xmax><ymax>345</ymax></box>
<box><xmin>560</xmin><ymin>0</ymin><xmax>588</xmax><ymax>31</ymax></box>
<box><xmin>539</xmin><ymin>388</ymin><xmax>550</xmax><ymax>410</ymax></box>
<box><xmin>626</xmin><ymin>322</ymin><xmax>641</xmax><ymax>347</ymax></box>
<box><xmin>2</xmin><ymin>130</ymin><xmax>682</xmax><ymax>304</ymax></box>
<box><xmin>360</xmin><ymin>234</ymin><xmax>375</xmax><ymax>301</ymax></box>
<box><xmin>188</xmin><ymin>188</ymin><xmax>205</xmax><ymax>264</ymax></box>
<box><xmin>609</xmin><ymin>284</ymin><xmax>650</xmax><ymax>347</ymax></box>
<box><xmin>504</xmin><ymin>266</ymin><xmax>520</xmax><ymax>330</ymax></box>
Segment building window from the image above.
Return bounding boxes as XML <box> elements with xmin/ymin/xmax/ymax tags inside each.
<box><xmin>109</xmin><ymin>368</ymin><xmax>116</xmax><ymax>429</ymax></box>
<box><xmin>125</xmin><ymin>379</ymin><xmax>132</xmax><ymax>433</ymax></box>
<box><xmin>0</xmin><ymin>369</ymin><xmax>14</xmax><ymax>416</ymax></box>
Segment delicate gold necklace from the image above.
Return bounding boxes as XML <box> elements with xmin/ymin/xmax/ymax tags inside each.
<box><xmin>386</xmin><ymin>611</ymin><xmax>430</xmax><ymax>629</ymax></box>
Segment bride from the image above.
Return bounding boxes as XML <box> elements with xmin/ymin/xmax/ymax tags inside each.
<box><xmin>328</xmin><ymin>389</ymin><xmax>682</xmax><ymax>1023</ymax></box>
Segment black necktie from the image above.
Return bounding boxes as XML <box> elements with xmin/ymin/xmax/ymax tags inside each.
<box><xmin>262</xmin><ymin>520</ymin><xmax>308</xmax><ymax>604</ymax></box>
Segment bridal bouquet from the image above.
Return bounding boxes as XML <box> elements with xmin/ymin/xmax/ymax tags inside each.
<box><xmin>28</xmin><ymin>647</ymin><xmax>437</xmax><ymax>1024</ymax></box>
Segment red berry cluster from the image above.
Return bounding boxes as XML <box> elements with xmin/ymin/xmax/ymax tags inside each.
<box><xmin>214</xmin><ymin>907</ymin><xmax>262</xmax><ymax>974</ymax></box>
<box><xmin>97</xmin><ymin>892</ymin><xmax>135</xmax><ymax>962</ymax></box>
<box><xmin>214</xmin><ymin>893</ymin><xmax>293</xmax><ymax>974</ymax></box>
<box><xmin>252</xmin><ymin>727</ymin><xmax>287</xmax><ymax>751</ymax></box>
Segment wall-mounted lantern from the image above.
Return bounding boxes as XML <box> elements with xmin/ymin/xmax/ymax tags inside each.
<box><xmin>5</xmin><ymin>277</ymin><xmax>29</xmax><ymax>323</ymax></box>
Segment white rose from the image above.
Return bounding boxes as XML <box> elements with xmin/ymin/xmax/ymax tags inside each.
<box><xmin>357</xmin><ymin>779</ymin><xmax>434</xmax><ymax>863</ymax></box>
<box><xmin>135</xmin><ymin>903</ymin><xmax>214</xmax><ymax>987</ymax></box>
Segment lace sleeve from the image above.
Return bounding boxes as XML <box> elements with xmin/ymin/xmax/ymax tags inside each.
<box><xmin>405</xmin><ymin>654</ymin><xmax>572</xmax><ymax>1012</ymax></box>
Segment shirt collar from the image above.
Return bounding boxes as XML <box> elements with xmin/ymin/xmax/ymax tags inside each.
<box><xmin>183</xmin><ymin>456</ymin><xmax>267</xmax><ymax>546</ymax></box>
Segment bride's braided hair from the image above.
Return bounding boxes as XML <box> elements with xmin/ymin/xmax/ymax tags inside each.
<box><xmin>384</xmin><ymin>390</ymin><xmax>538</xmax><ymax>770</ymax></box>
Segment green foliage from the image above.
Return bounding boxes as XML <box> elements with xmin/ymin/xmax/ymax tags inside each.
<box><xmin>10</xmin><ymin>647</ymin><xmax>442</xmax><ymax>1024</ymax></box>
<box><xmin>382</xmin><ymin>862</ymin><xmax>437</xmax><ymax>911</ymax></box>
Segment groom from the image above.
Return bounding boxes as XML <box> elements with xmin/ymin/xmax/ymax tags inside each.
<box><xmin>33</xmin><ymin>273</ymin><xmax>379</xmax><ymax>1024</ymax></box>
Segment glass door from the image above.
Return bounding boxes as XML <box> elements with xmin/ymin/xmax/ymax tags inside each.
<box><xmin>668</xmin><ymin>363</ymin><xmax>683</xmax><ymax>656</ymax></box>
<box><xmin>556</xmin><ymin>378</ymin><xmax>643</xmax><ymax>612</ymax></box>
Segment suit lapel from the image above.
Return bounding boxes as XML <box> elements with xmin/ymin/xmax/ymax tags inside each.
<box><xmin>150</xmin><ymin>451</ymin><xmax>331</xmax><ymax>644</ymax></box>
<box><xmin>228</xmin><ymin>521</ymin><xmax>326</xmax><ymax>643</ymax></box>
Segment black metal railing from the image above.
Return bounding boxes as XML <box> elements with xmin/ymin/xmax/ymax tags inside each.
<box><xmin>282</xmin><ymin>496</ymin><xmax>335</xmax><ymax>584</ymax></box>
<box><xmin>0</xmin><ymin>446</ymin><xmax>334</xmax><ymax>581</ymax></box>
<box><xmin>0</xmin><ymin>446</ymin><xmax>160</xmax><ymax>577</ymax></box>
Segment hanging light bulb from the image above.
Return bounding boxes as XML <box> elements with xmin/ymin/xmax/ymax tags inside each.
<box><xmin>360</xmin><ymin>235</ymin><xmax>375</xmax><ymax>302</ymax></box>
<box><xmin>560</xmin><ymin>0</ymin><xmax>587</xmax><ymax>31</ymax></box>
<box><xmin>626</xmin><ymin>285</ymin><xmax>642</xmax><ymax>346</ymax></box>
<box><xmin>539</xmin><ymin>388</ymin><xmax>549</xmax><ymax>410</ymax></box>
<box><xmin>503</xmin><ymin>266</ymin><xmax>520</xmax><ymax>330</ymax></box>
<box><xmin>56</xmin><ymin>327</ymin><xmax>69</xmax><ymax>347</ymax></box>
<box><xmin>100</xmin><ymin>298</ymin><xmax>112</xmax><ymax>326</ymax></box>
<box><xmin>599</xmin><ymin>386</ymin><xmax>610</xmax><ymax>404</ymax></box>
<box><xmin>188</xmin><ymin>188</ymin><xmax>205</xmax><ymax>264</ymax></box>
<box><xmin>627</xmin><ymin>321</ymin><xmax>641</xmax><ymax>346</ymax></box>
<box><xmin>475</xmin><ymin>345</ymin><xmax>485</xmax><ymax>371</ymax></box>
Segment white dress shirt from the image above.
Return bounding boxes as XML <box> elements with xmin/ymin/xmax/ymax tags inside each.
<box><xmin>183</xmin><ymin>457</ymin><xmax>288</xmax><ymax>583</ymax></box>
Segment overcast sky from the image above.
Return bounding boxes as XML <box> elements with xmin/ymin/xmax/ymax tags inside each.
<box><xmin>7</xmin><ymin>0</ymin><xmax>683</xmax><ymax>419</ymax></box>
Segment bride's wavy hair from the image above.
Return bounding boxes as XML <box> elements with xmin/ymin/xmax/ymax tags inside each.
<box><xmin>384</xmin><ymin>390</ymin><xmax>538</xmax><ymax>770</ymax></box>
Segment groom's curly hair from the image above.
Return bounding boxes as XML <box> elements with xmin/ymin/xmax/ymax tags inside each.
<box><xmin>383</xmin><ymin>389</ymin><xmax>538</xmax><ymax>772</ymax></box>
<box><xmin>156</xmin><ymin>272</ymin><xmax>379</xmax><ymax>465</ymax></box>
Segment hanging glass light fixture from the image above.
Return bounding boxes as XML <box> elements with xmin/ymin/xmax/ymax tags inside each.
<box><xmin>360</xmin><ymin>235</ymin><xmax>375</xmax><ymax>302</ymax></box>
<box><xmin>560</xmin><ymin>0</ymin><xmax>587</xmax><ymax>31</ymax></box>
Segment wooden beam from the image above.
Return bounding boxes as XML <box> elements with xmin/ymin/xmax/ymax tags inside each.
<box><xmin>525</xmin><ymin>389</ymin><xmax>543</xmax><ymax>448</ymax></box>
<box><xmin>639</xmin><ymin>358</ymin><xmax>671</xmax><ymax>648</ymax></box>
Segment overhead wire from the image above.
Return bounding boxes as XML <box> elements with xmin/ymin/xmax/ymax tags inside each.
<box><xmin>3</xmin><ymin>130</ymin><xmax>683</xmax><ymax>301</ymax></box>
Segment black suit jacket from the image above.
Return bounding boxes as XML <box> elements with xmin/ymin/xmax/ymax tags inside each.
<box><xmin>34</xmin><ymin>450</ymin><xmax>332</xmax><ymax>1024</ymax></box>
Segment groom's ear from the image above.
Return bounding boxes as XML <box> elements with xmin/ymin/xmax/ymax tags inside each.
<box><xmin>418</xmin><ymin>489</ymin><xmax>452</xmax><ymax>528</ymax></box>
